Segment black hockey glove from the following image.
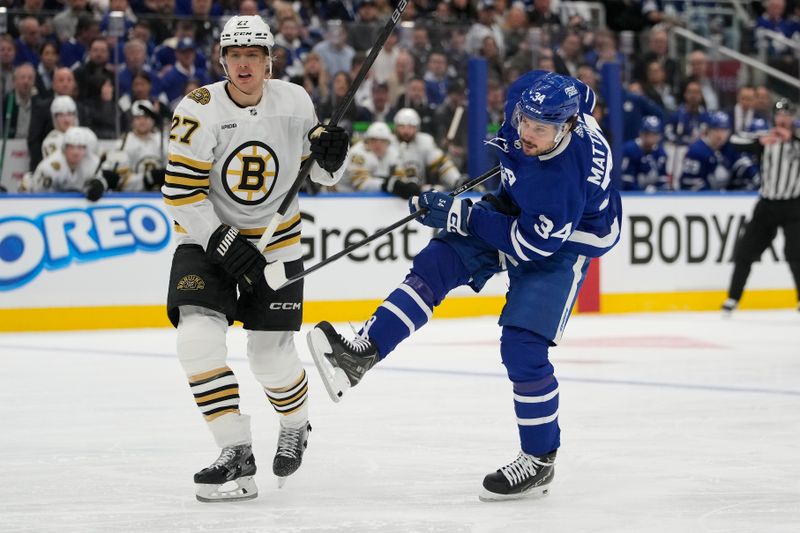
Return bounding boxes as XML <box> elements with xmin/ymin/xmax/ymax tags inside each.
<box><xmin>85</xmin><ymin>178</ymin><xmax>106</xmax><ymax>202</ymax></box>
<box><xmin>383</xmin><ymin>175</ymin><xmax>421</xmax><ymax>200</ymax></box>
<box><xmin>206</xmin><ymin>224</ymin><xmax>268</xmax><ymax>297</ymax></box>
<box><xmin>309</xmin><ymin>123</ymin><xmax>349</xmax><ymax>173</ymax></box>
<box><xmin>102</xmin><ymin>170</ymin><xmax>122</xmax><ymax>190</ymax></box>
<box><xmin>0</xmin><ymin>184</ymin><xmax>7</xmax><ymax>193</ymax></box>
<box><xmin>145</xmin><ymin>167</ymin><xmax>166</xmax><ymax>189</ymax></box>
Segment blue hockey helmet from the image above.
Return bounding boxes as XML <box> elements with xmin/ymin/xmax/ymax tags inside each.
<box><xmin>513</xmin><ymin>73</ymin><xmax>581</xmax><ymax>127</ymax></box>
<box><xmin>640</xmin><ymin>115</ymin><xmax>663</xmax><ymax>134</ymax></box>
<box><xmin>705</xmin><ymin>111</ymin><xmax>731</xmax><ymax>130</ymax></box>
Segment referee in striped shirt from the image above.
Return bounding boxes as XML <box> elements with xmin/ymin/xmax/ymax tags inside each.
<box><xmin>723</xmin><ymin>98</ymin><xmax>800</xmax><ymax>313</ymax></box>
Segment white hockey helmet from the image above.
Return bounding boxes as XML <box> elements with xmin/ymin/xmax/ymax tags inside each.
<box><xmin>364</xmin><ymin>121</ymin><xmax>393</xmax><ymax>142</ymax></box>
<box><xmin>63</xmin><ymin>126</ymin><xmax>97</xmax><ymax>152</ymax></box>
<box><xmin>50</xmin><ymin>95</ymin><xmax>77</xmax><ymax>117</ymax></box>
<box><xmin>220</xmin><ymin>15</ymin><xmax>274</xmax><ymax>53</ymax></box>
<box><xmin>394</xmin><ymin>108</ymin><xmax>421</xmax><ymax>128</ymax></box>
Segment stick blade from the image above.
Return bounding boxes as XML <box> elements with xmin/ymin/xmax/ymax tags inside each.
<box><xmin>264</xmin><ymin>261</ymin><xmax>288</xmax><ymax>291</ymax></box>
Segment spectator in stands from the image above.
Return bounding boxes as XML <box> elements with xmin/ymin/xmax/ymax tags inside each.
<box><xmin>632</xmin><ymin>26</ymin><xmax>679</xmax><ymax>92</ymax></box>
<box><xmin>467</xmin><ymin>0</ymin><xmax>506</xmax><ymax>57</ymax></box>
<box><xmin>391</xmin><ymin>76</ymin><xmax>434</xmax><ymax>134</ymax></box>
<box><xmin>385</xmin><ymin>48</ymin><xmax>414</xmax><ymax>104</ymax></box>
<box><xmin>480</xmin><ymin>35</ymin><xmax>505</xmax><ymax>82</ymax></box>
<box><xmin>130</xmin><ymin>20</ymin><xmax>157</xmax><ymax>57</ymax></box>
<box><xmin>621</xmin><ymin>115</ymin><xmax>669</xmax><ymax>192</ymax></box>
<box><xmin>686</xmin><ymin>51</ymin><xmax>719</xmax><ymax>111</ymax></box>
<box><xmin>364</xmin><ymin>81</ymin><xmax>393</xmax><ymax>123</ymax></box>
<box><xmin>317</xmin><ymin>71</ymin><xmax>371</xmax><ymax>133</ymax></box>
<box><xmin>8</xmin><ymin>1</ymin><xmax>50</xmax><ymax>41</ymax></box>
<box><xmin>679</xmin><ymin>111</ymin><xmax>758</xmax><ymax>191</ymax></box>
<box><xmin>503</xmin><ymin>2</ymin><xmax>530</xmax><ymax>59</ymax></box>
<box><xmin>14</xmin><ymin>17</ymin><xmax>42</xmax><ymax>68</ymax></box>
<box><xmin>59</xmin><ymin>15</ymin><xmax>100</xmax><ymax>70</ymax></box>
<box><xmin>160</xmin><ymin>37</ymin><xmax>209</xmax><ymax>106</ymax></box>
<box><xmin>349</xmin><ymin>0</ymin><xmax>382</xmax><ymax>52</ymax></box>
<box><xmin>408</xmin><ymin>25</ymin><xmax>433</xmax><ymax>77</ymax></box>
<box><xmin>100</xmin><ymin>0</ymin><xmax>137</xmax><ymax>37</ymax></box>
<box><xmin>444</xmin><ymin>29</ymin><xmax>470</xmax><ymax>81</ymax></box>
<box><xmin>295</xmin><ymin>51</ymin><xmax>329</xmax><ymax>106</ymax></box>
<box><xmin>275</xmin><ymin>15</ymin><xmax>312</xmax><ymax>79</ymax></box>
<box><xmin>34</xmin><ymin>41</ymin><xmax>59</xmax><ymax>98</ymax></box>
<box><xmin>536</xmin><ymin>48</ymin><xmax>557</xmax><ymax>73</ymax></box>
<box><xmin>52</xmin><ymin>0</ymin><xmax>92</xmax><ymax>43</ymax></box>
<box><xmin>449</xmin><ymin>0</ymin><xmax>477</xmax><ymax>23</ymax></box>
<box><xmin>423</xmin><ymin>51</ymin><xmax>451</xmax><ymax>107</ymax></box>
<box><xmin>190</xmin><ymin>0</ymin><xmax>220</xmax><ymax>51</ymax></box>
<box><xmin>487</xmin><ymin>78</ymin><xmax>505</xmax><ymax>126</ymax></box>
<box><xmin>372</xmin><ymin>33</ymin><xmax>399</xmax><ymax>84</ymax></box>
<box><xmin>74</xmin><ymin>38</ymin><xmax>113</xmax><ymax>101</ymax></box>
<box><xmin>755</xmin><ymin>0</ymin><xmax>797</xmax><ymax>53</ymax></box>
<box><xmin>118</xmin><ymin>39</ymin><xmax>155</xmax><ymax>99</ymax></box>
<box><xmin>642</xmin><ymin>60</ymin><xmax>677</xmax><ymax>113</ymax></box>
<box><xmin>82</xmin><ymin>74</ymin><xmax>118</xmax><ymax>139</ymax></box>
<box><xmin>152</xmin><ymin>20</ymin><xmax>206</xmax><ymax>73</ymax></box>
<box><xmin>0</xmin><ymin>35</ymin><xmax>16</xmax><ymax>96</ymax></box>
<box><xmin>312</xmin><ymin>21</ymin><xmax>354</xmax><ymax>77</ymax></box>
<box><xmin>584</xmin><ymin>28</ymin><xmax>625</xmax><ymax>72</ymax></box>
<box><xmin>135</xmin><ymin>0</ymin><xmax>175</xmax><ymax>45</ymax></box>
<box><xmin>554</xmin><ymin>31</ymin><xmax>584</xmax><ymax>77</ymax></box>
<box><xmin>529</xmin><ymin>0</ymin><xmax>561</xmax><ymax>27</ymax></box>
<box><xmin>619</xmin><ymin>81</ymin><xmax>665</xmax><ymax>143</ymax></box>
<box><xmin>433</xmin><ymin>79</ymin><xmax>468</xmax><ymax>173</ymax></box>
<box><xmin>28</xmin><ymin>67</ymin><xmax>83</xmax><ymax>171</ymax></box>
<box><xmin>2</xmin><ymin>63</ymin><xmax>36</xmax><ymax>139</ymax></box>
<box><xmin>727</xmin><ymin>85</ymin><xmax>767</xmax><ymax>135</ymax></box>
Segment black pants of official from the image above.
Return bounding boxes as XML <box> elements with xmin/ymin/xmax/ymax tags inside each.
<box><xmin>727</xmin><ymin>197</ymin><xmax>800</xmax><ymax>302</ymax></box>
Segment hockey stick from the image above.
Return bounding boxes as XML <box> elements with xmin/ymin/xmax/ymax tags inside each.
<box><xmin>257</xmin><ymin>0</ymin><xmax>411</xmax><ymax>253</ymax></box>
<box><xmin>265</xmin><ymin>165</ymin><xmax>502</xmax><ymax>290</ymax></box>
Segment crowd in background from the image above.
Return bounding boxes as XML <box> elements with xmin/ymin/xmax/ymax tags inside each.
<box><xmin>0</xmin><ymin>0</ymin><xmax>798</xmax><ymax>195</ymax></box>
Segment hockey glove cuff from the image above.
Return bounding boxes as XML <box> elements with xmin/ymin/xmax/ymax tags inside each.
<box><xmin>101</xmin><ymin>170</ymin><xmax>122</xmax><ymax>190</ymax></box>
<box><xmin>85</xmin><ymin>178</ymin><xmax>106</xmax><ymax>202</ymax></box>
<box><xmin>411</xmin><ymin>191</ymin><xmax>471</xmax><ymax>236</ymax></box>
<box><xmin>309</xmin><ymin>123</ymin><xmax>350</xmax><ymax>173</ymax></box>
<box><xmin>145</xmin><ymin>167</ymin><xmax>166</xmax><ymax>189</ymax></box>
<box><xmin>383</xmin><ymin>175</ymin><xmax>421</xmax><ymax>199</ymax></box>
<box><xmin>207</xmin><ymin>224</ymin><xmax>268</xmax><ymax>296</ymax></box>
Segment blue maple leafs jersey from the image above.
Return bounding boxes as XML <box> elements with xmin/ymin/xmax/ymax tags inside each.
<box><xmin>470</xmin><ymin>71</ymin><xmax>622</xmax><ymax>262</ymax></box>
<box><xmin>679</xmin><ymin>138</ymin><xmax>758</xmax><ymax>191</ymax></box>
<box><xmin>620</xmin><ymin>139</ymin><xmax>669</xmax><ymax>191</ymax></box>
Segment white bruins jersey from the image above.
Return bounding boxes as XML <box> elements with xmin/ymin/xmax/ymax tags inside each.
<box><xmin>105</xmin><ymin>132</ymin><xmax>165</xmax><ymax>191</ymax></box>
<box><xmin>29</xmin><ymin>150</ymin><xmax>100</xmax><ymax>193</ymax></box>
<box><xmin>162</xmin><ymin>80</ymin><xmax>343</xmax><ymax>261</ymax></box>
<box><xmin>42</xmin><ymin>130</ymin><xmax>66</xmax><ymax>159</ymax></box>
<box><xmin>396</xmin><ymin>131</ymin><xmax>460</xmax><ymax>189</ymax></box>
<box><xmin>343</xmin><ymin>140</ymin><xmax>401</xmax><ymax>192</ymax></box>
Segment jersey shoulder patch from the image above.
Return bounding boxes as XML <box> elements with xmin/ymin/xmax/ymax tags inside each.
<box><xmin>187</xmin><ymin>87</ymin><xmax>211</xmax><ymax>105</ymax></box>
<box><xmin>51</xmin><ymin>161</ymin><xmax>60</xmax><ymax>170</ymax></box>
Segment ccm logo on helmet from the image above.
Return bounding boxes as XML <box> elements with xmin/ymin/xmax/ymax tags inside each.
<box><xmin>269</xmin><ymin>302</ymin><xmax>301</xmax><ymax>310</ymax></box>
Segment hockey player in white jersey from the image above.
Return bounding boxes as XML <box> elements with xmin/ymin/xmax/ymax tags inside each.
<box><xmin>103</xmin><ymin>100</ymin><xmax>166</xmax><ymax>192</ymax></box>
<box><xmin>343</xmin><ymin>121</ymin><xmax>420</xmax><ymax>198</ymax></box>
<box><xmin>27</xmin><ymin>126</ymin><xmax>116</xmax><ymax>201</ymax></box>
<box><xmin>161</xmin><ymin>15</ymin><xmax>350</xmax><ymax>503</ymax></box>
<box><xmin>41</xmin><ymin>96</ymin><xmax>78</xmax><ymax>159</ymax></box>
<box><xmin>393</xmin><ymin>107</ymin><xmax>462</xmax><ymax>189</ymax></box>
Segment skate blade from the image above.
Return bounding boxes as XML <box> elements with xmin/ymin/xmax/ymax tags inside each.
<box><xmin>307</xmin><ymin>328</ymin><xmax>351</xmax><ymax>403</ymax></box>
<box><xmin>196</xmin><ymin>476</ymin><xmax>258</xmax><ymax>503</ymax></box>
<box><xmin>277</xmin><ymin>476</ymin><xmax>287</xmax><ymax>489</ymax></box>
<box><xmin>478</xmin><ymin>485</ymin><xmax>550</xmax><ymax>503</ymax></box>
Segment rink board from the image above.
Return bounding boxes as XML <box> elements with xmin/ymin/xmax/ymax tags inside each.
<box><xmin>0</xmin><ymin>192</ymin><xmax>795</xmax><ymax>331</ymax></box>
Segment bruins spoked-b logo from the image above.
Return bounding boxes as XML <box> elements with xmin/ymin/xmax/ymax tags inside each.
<box><xmin>221</xmin><ymin>141</ymin><xmax>279</xmax><ymax>205</ymax></box>
<box><xmin>177</xmin><ymin>274</ymin><xmax>205</xmax><ymax>290</ymax></box>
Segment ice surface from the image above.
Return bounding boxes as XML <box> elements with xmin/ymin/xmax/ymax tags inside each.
<box><xmin>1</xmin><ymin>310</ymin><xmax>799</xmax><ymax>533</ymax></box>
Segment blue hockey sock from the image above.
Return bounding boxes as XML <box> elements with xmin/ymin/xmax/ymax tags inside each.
<box><xmin>501</xmin><ymin>326</ymin><xmax>560</xmax><ymax>456</ymax></box>
<box><xmin>362</xmin><ymin>274</ymin><xmax>435</xmax><ymax>358</ymax></box>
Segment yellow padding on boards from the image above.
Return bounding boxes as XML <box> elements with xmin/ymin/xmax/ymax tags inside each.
<box><xmin>0</xmin><ymin>290</ymin><xmax>793</xmax><ymax>332</ymax></box>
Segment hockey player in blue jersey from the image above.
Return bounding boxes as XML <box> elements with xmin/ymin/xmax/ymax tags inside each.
<box><xmin>621</xmin><ymin>115</ymin><xmax>669</xmax><ymax>191</ymax></box>
<box><xmin>307</xmin><ymin>72</ymin><xmax>622</xmax><ymax>502</ymax></box>
<box><xmin>679</xmin><ymin>111</ymin><xmax>759</xmax><ymax>191</ymax></box>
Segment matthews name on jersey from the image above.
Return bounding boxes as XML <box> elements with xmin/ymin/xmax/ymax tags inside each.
<box><xmin>162</xmin><ymin>79</ymin><xmax>335</xmax><ymax>262</ymax></box>
<box><xmin>477</xmin><ymin>70</ymin><xmax>620</xmax><ymax>263</ymax></box>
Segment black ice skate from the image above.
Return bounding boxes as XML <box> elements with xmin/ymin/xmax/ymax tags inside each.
<box><xmin>273</xmin><ymin>421</ymin><xmax>311</xmax><ymax>488</ymax></box>
<box><xmin>194</xmin><ymin>444</ymin><xmax>257</xmax><ymax>503</ymax></box>
<box><xmin>479</xmin><ymin>450</ymin><xmax>557</xmax><ymax>502</ymax></box>
<box><xmin>306</xmin><ymin>321</ymin><xmax>379</xmax><ymax>403</ymax></box>
<box><xmin>721</xmin><ymin>298</ymin><xmax>738</xmax><ymax>316</ymax></box>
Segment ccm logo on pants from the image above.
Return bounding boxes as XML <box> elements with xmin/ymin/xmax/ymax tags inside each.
<box><xmin>270</xmin><ymin>302</ymin><xmax>302</xmax><ymax>310</ymax></box>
